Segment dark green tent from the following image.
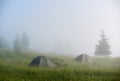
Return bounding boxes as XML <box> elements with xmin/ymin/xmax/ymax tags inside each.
<box><xmin>29</xmin><ymin>56</ymin><xmax>55</xmax><ymax>67</ymax></box>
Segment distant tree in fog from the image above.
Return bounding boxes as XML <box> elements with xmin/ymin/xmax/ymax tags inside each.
<box><xmin>95</xmin><ymin>30</ymin><xmax>111</xmax><ymax>56</ymax></box>
<box><xmin>21</xmin><ymin>32</ymin><xmax>29</xmax><ymax>51</ymax></box>
<box><xmin>13</xmin><ymin>34</ymin><xmax>21</xmax><ymax>52</ymax></box>
<box><xmin>0</xmin><ymin>37</ymin><xmax>9</xmax><ymax>49</ymax></box>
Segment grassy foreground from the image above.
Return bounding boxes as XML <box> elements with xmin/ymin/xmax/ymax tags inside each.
<box><xmin>0</xmin><ymin>65</ymin><xmax>120</xmax><ymax>81</ymax></box>
<box><xmin>0</xmin><ymin>50</ymin><xmax>120</xmax><ymax>81</ymax></box>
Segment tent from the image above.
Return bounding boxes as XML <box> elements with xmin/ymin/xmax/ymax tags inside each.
<box><xmin>75</xmin><ymin>54</ymin><xmax>92</xmax><ymax>64</ymax></box>
<box><xmin>29</xmin><ymin>56</ymin><xmax>55</xmax><ymax>67</ymax></box>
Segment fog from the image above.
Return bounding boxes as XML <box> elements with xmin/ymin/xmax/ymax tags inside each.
<box><xmin>0</xmin><ymin>0</ymin><xmax>120</xmax><ymax>57</ymax></box>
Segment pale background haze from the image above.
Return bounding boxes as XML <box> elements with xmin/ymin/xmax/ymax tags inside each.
<box><xmin>0</xmin><ymin>0</ymin><xmax>120</xmax><ymax>57</ymax></box>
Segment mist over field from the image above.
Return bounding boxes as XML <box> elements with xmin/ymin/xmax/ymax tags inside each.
<box><xmin>0</xmin><ymin>0</ymin><xmax>120</xmax><ymax>81</ymax></box>
<box><xmin>0</xmin><ymin>0</ymin><xmax>120</xmax><ymax>57</ymax></box>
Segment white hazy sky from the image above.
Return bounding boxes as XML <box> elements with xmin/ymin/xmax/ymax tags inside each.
<box><xmin>0</xmin><ymin>0</ymin><xmax>120</xmax><ymax>57</ymax></box>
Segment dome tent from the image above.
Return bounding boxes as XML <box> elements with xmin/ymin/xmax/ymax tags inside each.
<box><xmin>75</xmin><ymin>54</ymin><xmax>92</xmax><ymax>64</ymax></box>
<box><xmin>29</xmin><ymin>56</ymin><xmax>55</xmax><ymax>67</ymax></box>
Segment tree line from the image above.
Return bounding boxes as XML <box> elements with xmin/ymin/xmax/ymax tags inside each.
<box><xmin>0</xmin><ymin>31</ymin><xmax>111</xmax><ymax>57</ymax></box>
<box><xmin>0</xmin><ymin>32</ymin><xmax>29</xmax><ymax>52</ymax></box>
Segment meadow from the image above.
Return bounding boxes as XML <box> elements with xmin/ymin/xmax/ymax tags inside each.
<box><xmin>0</xmin><ymin>49</ymin><xmax>120</xmax><ymax>81</ymax></box>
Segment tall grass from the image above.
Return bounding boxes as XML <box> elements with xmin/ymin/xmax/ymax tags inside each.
<box><xmin>0</xmin><ymin>49</ymin><xmax>120</xmax><ymax>81</ymax></box>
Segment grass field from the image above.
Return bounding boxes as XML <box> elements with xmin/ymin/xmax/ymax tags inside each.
<box><xmin>0</xmin><ymin>49</ymin><xmax>120</xmax><ymax>81</ymax></box>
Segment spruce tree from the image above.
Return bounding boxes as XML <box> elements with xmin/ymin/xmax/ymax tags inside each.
<box><xmin>21</xmin><ymin>32</ymin><xmax>29</xmax><ymax>51</ymax></box>
<box><xmin>95</xmin><ymin>31</ymin><xmax>111</xmax><ymax>56</ymax></box>
<box><xmin>0</xmin><ymin>37</ymin><xmax>9</xmax><ymax>49</ymax></box>
<box><xmin>13</xmin><ymin>34</ymin><xmax>21</xmax><ymax>52</ymax></box>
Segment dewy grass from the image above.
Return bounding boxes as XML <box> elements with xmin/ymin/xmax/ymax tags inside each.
<box><xmin>0</xmin><ymin>65</ymin><xmax>120</xmax><ymax>81</ymax></box>
<box><xmin>0</xmin><ymin>50</ymin><xmax>120</xmax><ymax>81</ymax></box>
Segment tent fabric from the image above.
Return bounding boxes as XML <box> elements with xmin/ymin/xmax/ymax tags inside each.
<box><xmin>75</xmin><ymin>54</ymin><xmax>92</xmax><ymax>63</ymax></box>
<box><xmin>29</xmin><ymin>56</ymin><xmax>55</xmax><ymax>67</ymax></box>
